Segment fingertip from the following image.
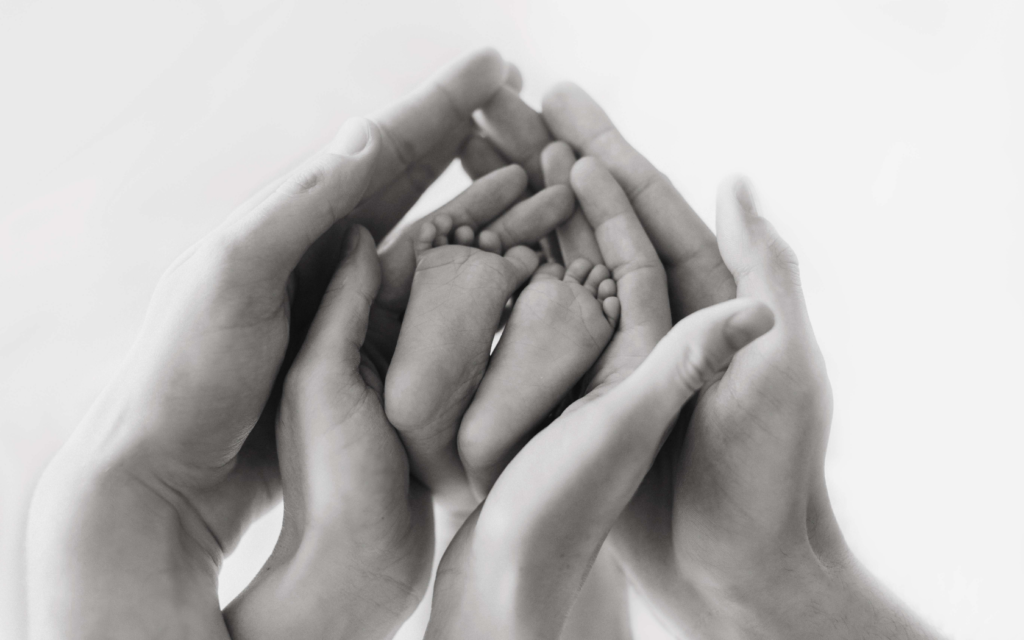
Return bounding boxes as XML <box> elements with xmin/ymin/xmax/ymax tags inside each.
<box><xmin>541</xmin><ymin>80</ymin><xmax>585</xmax><ymax>115</ymax></box>
<box><xmin>545</xmin><ymin>184</ymin><xmax>576</xmax><ymax>221</ymax></box>
<box><xmin>439</xmin><ymin>47</ymin><xmax>509</xmax><ymax>113</ymax></box>
<box><xmin>500</xmin><ymin>162</ymin><xmax>530</xmax><ymax>191</ymax></box>
<box><xmin>328</xmin><ymin>117</ymin><xmax>381</xmax><ymax>158</ymax></box>
<box><xmin>541</xmin><ymin>140</ymin><xmax>576</xmax><ymax>186</ymax></box>
<box><xmin>569</xmin><ymin>156</ymin><xmax>613</xmax><ymax>197</ymax></box>
<box><xmin>504</xmin><ymin>62</ymin><xmax>524</xmax><ymax>92</ymax></box>
<box><xmin>723</xmin><ymin>300</ymin><xmax>775</xmax><ymax>350</ymax></box>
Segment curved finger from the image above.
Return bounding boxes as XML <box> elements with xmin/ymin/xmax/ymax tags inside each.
<box><xmin>476</xmin><ymin>86</ymin><xmax>552</xmax><ymax>189</ymax></box>
<box><xmin>299</xmin><ymin>225</ymin><xmax>382</xmax><ymax>367</ymax></box>
<box><xmin>459</xmin><ymin>134</ymin><xmax>509</xmax><ymax>180</ymax></box>
<box><xmin>542</xmin><ymin>82</ymin><xmax>735</xmax><ymax>318</ymax></box>
<box><xmin>570</xmin><ymin>158</ymin><xmax>660</xmax><ymax>273</ymax></box>
<box><xmin>481</xmin><ymin>185</ymin><xmax>575</xmax><ymax>251</ymax></box>
<box><xmin>350</xmin><ymin>118</ymin><xmax>472</xmax><ymax>241</ymax></box>
<box><xmin>542</xmin><ymin>141</ymin><xmax>603</xmax><ymax>266</ymax></box>
<box><xmin>368</xmin><ymin>48</ymin><xmax>509</xmax><ymax>195</ymax></box>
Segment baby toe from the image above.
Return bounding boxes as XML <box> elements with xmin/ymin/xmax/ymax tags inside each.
<box><xmin>434</xmin><ymin>213</ymin><xmax>454</xmax><ymax>237</ymax></box>
<box><xmin>414</xmin><ymin>222</ymin><xmax>438</xmax><ymax>255</ymax></box>
<box><xmin>454</xmin><ymin>225</ymin><xmax>476</xmax><ymax>246</ymax></box>
<box><xmin>564</xmin><ymin>258</ymin><xmax>594</xmax><ymax>284</ymax></box>
<box><xmin>584</xmin><ymin>264</ymin><xmax>611</xmax><ymax>295</ymax></box>
<box><xmin>533</xmin><ymin>262</ymin><xmax>565</xmax><ymax>282</ymax></box>
<box><xmin>478</xmin><ymin>229</ymin><xmax>503</xmax><ymax>254</ymax></box>
<box><xmin>602</xmin><ymin>296</ymin><xmax>621</xmax><ymax>326</ymax></box>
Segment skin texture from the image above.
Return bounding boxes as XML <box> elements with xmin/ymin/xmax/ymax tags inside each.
<box><xmin>223</xmin><ymin>226</ymin><xmax>434</xmax><ymax>639</ymax></box>
<box><xmin>458</xmin><ymin>257</ymin><xmax>619</xmax><ymax>497</ymax></box>
<box><xmin>425</xmin><ymin>156</ymin><xmax>776</xmax><ymax>640</ymax></box>
<box><xmin>478</xmin><ymin>82</ymin><xmax>943</xmax><ymax>639</ymax></box>
<box><xmin>26</xmin><ymin>49</ymin><xmax>516</xmax><ymax>640</ymax></box>
<box><xmin>370</xmin><ymin>164</ymin><xmax>576</xmax><ymax>367</ymax></box>
<box><xmin>385</xmin><ymin>220</ymin><xmax>542</xmax><ymax>512</ymax></box>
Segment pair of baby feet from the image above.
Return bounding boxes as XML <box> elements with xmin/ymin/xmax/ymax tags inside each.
<box><xmin>385</xmin><ymin>211</ymin><xmax>620</xmax><ymax>506</ymax></box>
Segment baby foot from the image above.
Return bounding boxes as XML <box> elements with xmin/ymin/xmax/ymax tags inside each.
<box><xmin>385</xmin><ymin>217</ymin><xmax>540</xmax><ymax>511</ymax></box>
<box><xmin>458</xmin><ymin>257</ymin><xmax>620</xmax><ymax>495</ymax></box>
<box><xmin>366</xmin><ymin>165</ymin><xmax>573</xmax><ymax>368</ymax></box>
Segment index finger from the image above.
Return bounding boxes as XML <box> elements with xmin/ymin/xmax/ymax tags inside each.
<box><xmin>541</xmin><ymin>82</ymin><xmax>736</xmax><ymax>319</ymax></box>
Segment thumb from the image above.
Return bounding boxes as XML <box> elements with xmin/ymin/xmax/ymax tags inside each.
<box><xmin>219</xmin><ymin>118</ymin><xmax>382</xmax><ymax>278</ymax></box>
<box><xmin>614</xmin><ymin>297</ymin><xmax>776</xmax><ymax>428</ymax></box>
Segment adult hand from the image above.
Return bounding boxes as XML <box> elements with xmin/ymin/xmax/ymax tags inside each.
<box><xmin>474</xmin><ymin>82</ymin><xmax>941</xmax><ymax>639</ymax></box>
<box><xmin>27</xmin><ymin>49</ymin><xmax>513</xmax><ymax>640</ymax></box>
<box><xmin>538</xmin><ymin>84</ymin><xmax>943</xmax><ymax>639</ymax></box>
<box><xmin>425</xmin><ymin>157</ymin><xmax>774</xmax><ymax>640</ymax></box>
<box><xmin>225</xmin><ymin>226</ymin><xmax>433</xmax><ymax>640</ymax></box>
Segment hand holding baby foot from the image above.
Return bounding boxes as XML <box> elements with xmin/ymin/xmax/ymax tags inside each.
<box><xmin>426</xmin><ymin>155</ymin><xmax>774</xmax><ymax>640</ymax></box>
<box><xmin>224</xmin><ymin>226</ymin><xmax>432</xmax><ymax>640</ymax></box>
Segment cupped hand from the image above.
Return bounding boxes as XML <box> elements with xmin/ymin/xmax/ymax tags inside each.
<box><xmin>540</xmin><ymin>84</ymin><xmax>940</xmax><ymax>639</ymax></box>
<box><xmin>426</xmin><ymin>156</ymin><xmax>775</xmax><ymax>640</ymax></box>
<box><xmin>224</xmin><ymin>226</ymin><xmax>433</xmax><ymax>640</ymax></box>
<box><xmin>27</xmin><ymin>49</ymin><xmax>513</xmax><ymax>640</ymax></box>
<box><xmin>471</xmin><ymin>81</ymin><xmax>940</xmax><ymax>638</ymax></box>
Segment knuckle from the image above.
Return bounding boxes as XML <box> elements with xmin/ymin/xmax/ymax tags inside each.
<box><xmin>282</xmin><ymin>158</ymin><xmax>330</xmax><ymax>195</ymax></box>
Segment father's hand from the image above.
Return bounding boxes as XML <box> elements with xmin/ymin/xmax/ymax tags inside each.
<box><xmin>27</xmin><ymin>49</ymin><xmax>511</xmax><ymax>640</ymax></box>
<box><xmin>486</xmin><ymin>82</ymin><xmax>942</xmax><ymax>639</ymax></box>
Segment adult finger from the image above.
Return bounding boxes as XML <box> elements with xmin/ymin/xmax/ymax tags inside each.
<box><xmin>505</xmin><ymin>62</ymin><xmax>524</xmax><ymax>93</ymax></box>
<box><xmin>571</xmin><ymin>157</ymin><xmax>668</xmax><ymax>336</ymax></box>
<box><xmin>476</xmin><ymin>86</ymin><xmax>552</xmax><ymax>189</ymax></box>
<box><xmin>541</xmin><ymin>141</ymin><xmax>603</xmax><ymax>266</ymax></box>
<box><xmin>342</xmin><ymin>48</ymin><xmax>511</xmax><ymax>242</ymax></box>
<box><xmin>542</xmin><ymin>82</ymin><xmax>736</xmax><ymax>318</ymax></box>
<box><xmin>715</xmin><ymin>176</ymin><xmax>808</xmax><ymax>323</ymax></box>
<box><xmin>375</xmin><ymin>166</ymin><xmax>528</xmax><ymax>310</ymax></box>
<box><xmin>350</xmin><ymin>118</ymin><xmax>473</xmax><ymax>241</ymax></box>
<box><xmin>219</xmin><ymin>118</ymin><xmax>381</xmax><ymax>277</ymax></box>
<box><xmin>479</xmin><ymin>185</ymin><xmax>575</xmax><ymax>253</ymax></box>
<box><xmin>299</xmin><ymin>225</ymin><xmax>381</xmax><ymax>371</ymax></box>
<box><xmin>367</xmin><ymin>48</ymin><xmax>510</xmax><ymax>196</ymax></box>
<box><xmin>459</xmin><ymin>135</ymin><xmax>509</xmax><ymax>180</ymax></box>
<box><xmin>470</xmin><ymin>299</ymin><xmax>772</xmax><ymax>639</ymax></box>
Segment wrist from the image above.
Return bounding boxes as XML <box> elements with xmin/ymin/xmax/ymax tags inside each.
<box><xmin>28</xmin><ymin>451</ymin><xmax>225</xmax><ymax>639</ymax></box>
<box><xmin>681</xmin><ymin>542</ymin><xmax>941</xmax><ymax>640</ymax></box>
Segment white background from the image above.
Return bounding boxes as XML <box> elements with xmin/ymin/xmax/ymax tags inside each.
<box><xmin>1</xmin><ymin>0</ymin><xmax>1022</xmax><ymax>638</ymax></box>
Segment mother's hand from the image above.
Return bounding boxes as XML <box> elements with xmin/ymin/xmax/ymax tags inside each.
<box><xmin>27</xmin><ymin>49</ymin><xmax>513</xmax><ymax>640</ymax></box>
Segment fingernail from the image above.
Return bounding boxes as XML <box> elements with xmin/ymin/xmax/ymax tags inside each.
<box><xmin>724</xmin><ymin>302</ymin><xmax>775</xmax><ymax>349</ymax></box>
<box><xmin>734</xmin><ymin>178</ymin><xmax>758</xmax><ymax>216</ymax></box>
<box><xmin>343</xmin><ymin>225</ymin><xmax>362</xmax><ymax>254</ymax></box>
<box><xmin>330</xmin><ymin>118</ymin><xmax>370</xmax><ymax>156</ymax></box>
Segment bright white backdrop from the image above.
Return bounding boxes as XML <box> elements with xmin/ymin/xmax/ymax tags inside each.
<box><xmin>1</xmin><ymin>0</ymin><xmax>1022</xmax><ymax>638</ymax></box>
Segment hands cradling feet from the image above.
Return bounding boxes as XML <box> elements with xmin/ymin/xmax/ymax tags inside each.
<box><xmin>28</xmin><ymin>49</ymin><xmax>944</xmax><ymax>640</ymax></box>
